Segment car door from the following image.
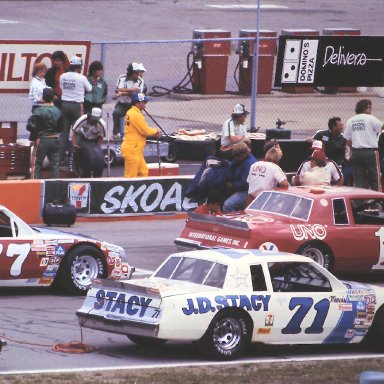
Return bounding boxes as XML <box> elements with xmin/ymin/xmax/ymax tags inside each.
<box><xmin>333</xmin><ymin>197</ymin><xmax>384</xmax><ymax>271</ymax></box>
<box><xmin>265</xmin><ymin>261</ymin><xmax>345</xmax><ymax>345</ymax></box>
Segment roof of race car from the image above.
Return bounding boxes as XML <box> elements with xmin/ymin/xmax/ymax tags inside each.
<box><xmin>172</xmin><ymin>248</ymin><xmax>311</xmax><ymax>264</ymax></box>
<box><xmin>283</xmin><ymin>186</ymin><xmax>384</xmax><ymax>199</ymax></box>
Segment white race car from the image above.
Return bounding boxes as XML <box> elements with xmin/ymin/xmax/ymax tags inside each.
<box><xmin>76</xmin><ymin>249</ymin><xmax>384</xmax><ymax>360</ymax></box>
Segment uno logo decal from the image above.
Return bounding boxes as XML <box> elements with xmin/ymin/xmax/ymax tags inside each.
<box><xmin>290</xmin><ymin>224</ymin><xmax>327</xmax><ymax>241</ymax></box>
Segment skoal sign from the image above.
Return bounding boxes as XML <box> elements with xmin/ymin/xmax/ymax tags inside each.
<box><xmin>275</xmin><ymin>36</ymin><xmax>384</xmax><ymax>87</ymax></box>
<box><xmin>44</xmin><ymin>178</ymin><xmax>196</xmax><ymax>216</ymax></box>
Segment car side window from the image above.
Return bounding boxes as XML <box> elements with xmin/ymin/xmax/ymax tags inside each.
<box><xmin>332</xmin><ymin>198</ymin><xmax>349</xmax><ymax>225</ymax></box>
<box><xmin>268</xmin><ymin>262</ymin><xmax>332</xmax><ymax>293</ymax></box>
<box><xmin>0</xmin><ymin>212</ymin><xmax>13</xmax><ymax>237</ymax></box>
<box><xmin>351</xmin><ymin>199</ymin><xmax>384</xmax><ymax>225</ymax></box>
<box><xmin>250</xmin><ymin>264</ymin><xmax>267</xmax><ymax>291</ymax></box>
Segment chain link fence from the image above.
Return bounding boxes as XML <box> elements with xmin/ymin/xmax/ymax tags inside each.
<box><xmin>1</xmin><ymin>37</ymin><xmax>384</xmax><ymax>140</ymax></box>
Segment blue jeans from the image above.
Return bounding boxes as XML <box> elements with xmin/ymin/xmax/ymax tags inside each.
<box><xmin>223</xmin><ymin>191</ymin><xmax>248</xmax><ymax>212</ymax></box>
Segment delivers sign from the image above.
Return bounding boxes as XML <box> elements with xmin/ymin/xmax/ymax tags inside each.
<box><xmin>0</xmin><ymin>40</ymin><xmax>91</xmax><ymax>92</ymax></box>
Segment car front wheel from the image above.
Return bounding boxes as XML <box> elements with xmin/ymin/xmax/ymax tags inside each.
<box><xmin>196</xmin><ymin>309</ymin><xmax>252</xmax><ymax>360</ymax></box>
<box><xmin>54</xmin><ymin>245</ymin><xmax>106</xmax><ymax>295</ymax></box>
<box><xmin>297</xmin><ymin>242</ymin><xmax>333</xmax><ymax>270</ymax></box>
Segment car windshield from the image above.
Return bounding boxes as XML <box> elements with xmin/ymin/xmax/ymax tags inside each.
<box><xmin>155</xmin><ymin>256</ymin><xmax>227</xmax><ymax>288</ymax></box>
<box><xmin>248</xmin><ymin>191</ymin><xmax>313</xmax><ymax>221</ymax></box>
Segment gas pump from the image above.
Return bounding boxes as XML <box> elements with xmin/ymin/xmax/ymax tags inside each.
<box><xmin>191</xmin><ymin>29</ymin><xmax>231</xmax><ymax>94</ymax></box>
<box><xmin>237</xmin><ymin>30</ymin><xmax>277</xmax><ymax>95</ymax></box>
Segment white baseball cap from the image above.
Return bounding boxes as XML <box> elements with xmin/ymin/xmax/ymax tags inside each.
<box><xmin>131</xmin><ymin>62</ymin><xmax>141</xmax><ymax>71</ymax></box>
<box><xmin>70</xmin><ymin>56</ymin><xmax>83</xmax><ymax>66</ymax></box>
<box><xmin>91</xmin><ymin>107</ymin><xmax>102</xmax><ymax>118</ymax></box>
<box><xmin>312</xmin><ymin>140</ymin><xmax>323</xmax><ymax>150</ymax></box>
<box><xmin>232</xmin><ymin>103</ymin><xmax>250</xmax><ymax>115</ymax></box>
<box><xmin>137</xmin><ymin>63</ymin><xmax>147</xmax><ymax>72</ymax></box>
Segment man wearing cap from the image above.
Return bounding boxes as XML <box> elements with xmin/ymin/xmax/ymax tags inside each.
<box><xmin>292</xmin><ymin>140</ymin><xmax>343</xmax><ymax>186</ymax></box>
<box><xmin>121</xmin><ymin>92</ymin><xmax>160</xmax><ymax>178</ymax></box>
<box><xmin>112</xmin><ymin>62</ymin><xmax>145</xmax><ymax>139</ymax></box>
<box><xmin>26</xmin><ymin>87</ymin><xmax>63</xmax><ymax>179</ymax></box>
<box><xmin>71</xmin><ymin>107</ymin><xmax>106</xmax><ymax>178</ymax></box>
<box><xmin>59</xmin><ymin>56</ymin><xmax>92</xmax><ymax>162</ymax></box>
<box><xmin>344</xmin><ymin>99</ymin><xmax>384</xmax><ymax>191</ymax></box>
<box><xmin>220</xmin><ymin>103</ymin><xmax>250</xmax><ymax>154</ymax></box>
<box><xmin>313</xmin><ymin>117</ymin><xmax>352</xmax><ymax>184</ymax></box>
<box><xmin>300</xmin><ymin>149</ymin><xmax>331</xmax><ymax>186</ymax></box>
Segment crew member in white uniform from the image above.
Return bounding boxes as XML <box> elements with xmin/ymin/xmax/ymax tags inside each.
<box><xmin>344</xmin><ymin>99</ymin><xmax>384</xmax><ymax>191</ymax></box>
<box><xmin>59</xmin><ymin>56</ymin><xmax>92</xmax><ymax>162</ymax></box>
<box><xmin>247</xmin><ymin>145</ymin><xmax>288</xmax><ymax>200</ymax></box>
<box><xmin>220</xmin><ymin>103</ymin><xmax>249</xmax><ymax>150</ymax></box>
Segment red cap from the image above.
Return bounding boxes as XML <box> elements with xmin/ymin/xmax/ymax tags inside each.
<box><xmin>310</xmin><ymin>149</ymin><xmax>326</xmax><ymax>163</ymax></box>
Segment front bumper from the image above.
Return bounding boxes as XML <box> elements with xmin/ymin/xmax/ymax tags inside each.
<box><xmin>76</xmin><ymin>311</ymin><xmax>159</xmax><ymax>338</ymax></box>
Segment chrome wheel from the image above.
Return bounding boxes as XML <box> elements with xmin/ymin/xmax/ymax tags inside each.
<box><xmin>213</xmin><ymin>317</ymin><xmax>243</xmax><ymax>353</ymax></box>
<box><xmin>72</xmin><ymin>255</ymin><xmax>100</xmax><ymax>288</ymax></box>
<box><xmin>196</xmin><ymin>310</ymin><xmax>251</xmax><ymax>360</ymax></box>
<box><xmin>301</xmin><ymin>247</ymin><xmax>325</xmax><ymax>266</ymax></box>
<box><xmin>297</xmin><ymin>242</ymin><xmax>333</xmax><ymax>270</ymax></box>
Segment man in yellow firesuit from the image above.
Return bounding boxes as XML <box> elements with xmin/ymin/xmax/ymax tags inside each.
<box><xmin>121</xmin><ymin>92</ymin><xmax>161</xmax><ymax>177</ymax></box>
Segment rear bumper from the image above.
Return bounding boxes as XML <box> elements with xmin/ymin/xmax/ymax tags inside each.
<box><xmin>76</xmin><ymin>311</ymin><xmax>159</xmax><ymax>338</ymax></box>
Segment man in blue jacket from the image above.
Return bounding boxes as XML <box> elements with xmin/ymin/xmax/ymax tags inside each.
<box><xmin>222</xmin><ymin>142</ymin><xmax>256</xmax><ymax>212</ymax></box>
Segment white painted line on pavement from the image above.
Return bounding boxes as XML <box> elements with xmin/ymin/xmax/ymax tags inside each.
<box><xmin>1</xmin><ymin>353</ymin><xmax>383</xmax><ymax>376</ymax></box>
<box><xmin>0</xmin><ymin>19</ymin><xmax>18</xmax><ymax>24</ymax></box>
<box><xmin>206</xmin><ymin>4</ymin><xmax>288</xmax><ymax>9</ymax></box>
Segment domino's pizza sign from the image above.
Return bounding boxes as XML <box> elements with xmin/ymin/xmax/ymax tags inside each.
<box><xmin>275</xmin><ymin>36</ymin><xmax>384</xmax><ymax>87</ymax></box>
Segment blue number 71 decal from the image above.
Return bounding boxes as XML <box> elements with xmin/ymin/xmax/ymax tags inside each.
<box><xmin>282</xmin><ymin>297</ymin><xmax>330</xmax><ymax>334</ymax></box>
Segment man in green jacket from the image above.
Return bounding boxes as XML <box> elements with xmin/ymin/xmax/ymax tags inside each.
<box><xmin>27</xmin><ymin>87</ymin><xmax>63</xmax><ymax>179</ymax></box>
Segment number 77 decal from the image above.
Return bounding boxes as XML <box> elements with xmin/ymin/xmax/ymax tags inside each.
<box><xmin>282</xmin><ymin>297</ymin><xmax>330</xmax><ymax>334</ymax></box>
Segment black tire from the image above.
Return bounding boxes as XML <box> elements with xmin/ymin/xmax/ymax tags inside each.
<box><xmin>103</xmin><ymin>149</ymin><xmax>116</xmax><ymax>167</ymax></box>
<box><xmin>127</xmin><ymin>335</ymin><xmax>167</xmax><ymax>348</ymax></box>
<box><xmin>363</xmin><ymin>305</ymin><xmax>384</xmax><ymax>352</ymax></box>
<box><xmin>54</xmin><ymin>245</ymin><xmax>107</xmax><ymax>295</ymax></box>
<box><xmin>196</xmin><ymin>309</ymin><xmax>252</xmax><ymax>360</ymax></box>
<box><xmin>162</xmin><ymin>148</ymin><xmax>177</xmax><ymax>163</ymax></box>
<box><xmin>296</xmin><ymin>241</ymin><xmax>334</xmax><ymax>270</ymax></box>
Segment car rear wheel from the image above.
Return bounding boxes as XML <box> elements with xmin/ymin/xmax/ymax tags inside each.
<box><xmin>196</xmin><ymin>309</ymin><xmax>252</xmax><ymax>360</ymax></box>
<box><xmin>297</xmin><ymin>242</ymin><xmax>333</xmax><ymax>270</ymax></box>
<box><xmin>162</xmin><ymin>148</ymin><xmax>177</xmax><ymax>163</ymax></box>
<box><xmin>127</xmin><ymin>335</ymin><xmax>167</xmax><ymax>347</ymax></box>
<box><xmin>54</xmin><ymin>245</ymin><xmax>106</xmax><ymax>295</ymax></box>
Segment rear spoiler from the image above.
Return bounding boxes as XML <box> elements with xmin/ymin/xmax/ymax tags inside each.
<box><xmin>188</xmin><ymin>212</ymin><xmax>250</xmax><ymax>231</ymax></box>
<box><xmin>91</xmin><ymin>278</ymin><xmax>160</xmax><ymax>296</ymax></box>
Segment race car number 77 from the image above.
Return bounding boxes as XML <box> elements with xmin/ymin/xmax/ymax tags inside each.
<box><xmin>0</xmin><ymin>243</ymin><xmax>31</xmax><ymax>276</ymax></box>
